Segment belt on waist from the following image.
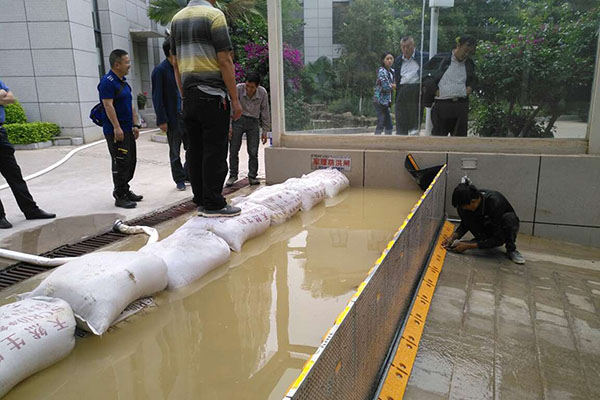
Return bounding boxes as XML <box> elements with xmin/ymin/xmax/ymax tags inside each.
<box><xmin>435</xmin><ymin>97</ymin><xmax>468</xmax><ymax>103</ymax></box>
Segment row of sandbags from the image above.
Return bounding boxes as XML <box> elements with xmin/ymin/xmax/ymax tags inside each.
<box><xmin>0</xmin><ymin>169</ymin><xmax>349</xmax><ymax>397</ymax></box>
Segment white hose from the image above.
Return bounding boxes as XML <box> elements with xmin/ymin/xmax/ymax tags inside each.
<box><xmin>112</xmin><ymin>220</ymin><xmax>159</xmax><ymax>244</ymax></box>
<box><xmin>0</xmin><ymin>220</ymin><xmax>159</xmax><ymax>267</ymax></box>
<box><xmin>0</xmin><ymin>249</ymin><xmax>73</xmax><ymax>267</ymax></box>
<box><xmin>0</xmin><ymin>128</ymin><xmax>161</xmax><ymax>191</ymax></box>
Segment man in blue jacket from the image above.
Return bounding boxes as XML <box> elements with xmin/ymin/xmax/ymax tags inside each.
<box><xmin>0</xmin><ymin>79</ymin><xmax>55</xmax><ymax>228</ymax></box>
<box><xmin>392</xmin><ymin>36</ymin><xmax>429</xmax><ymax>135</ymax></box>
<box><xmin>152</xmin><ymin>38</ymin><xmax>188</xmax><ymax>191</ymax></box>
<box><xmin>99</xmin><ymin>49</ymin><xmax>142</xmax><ymax>209</ymax></box>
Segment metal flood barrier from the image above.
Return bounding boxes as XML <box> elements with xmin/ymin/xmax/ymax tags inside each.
<box><xmin>284</xmin><ymin>165</ymin><xmax>447</xmax><ymax>400</ymax></box>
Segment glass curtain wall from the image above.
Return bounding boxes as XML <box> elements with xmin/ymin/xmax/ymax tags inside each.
<box><xmin>274</xmin><ymin>0</ymin><xmax>599</xmax><ymax>139</ymax></box>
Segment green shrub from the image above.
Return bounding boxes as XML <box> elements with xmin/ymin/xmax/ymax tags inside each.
<box><xmin>4</xmin><ymin>100</ymin><xmax>27</xmax><ymax>124</ymax></box>
<box><xmin>5</xmin><ymin>122</ymin><xmax>60</xmax><ymax>145</ymax></box>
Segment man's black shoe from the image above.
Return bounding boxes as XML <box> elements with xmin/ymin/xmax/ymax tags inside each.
<box><xmin>115</xmin><ymin>198</ymin><xmax>136</xmax><ymax>209</ymax></box>
<box><xmin>126</xmin><ymin>191</ymin><xmax>143</xmax><ymax>202</ymax></box>
<box><xmin>25</xmin><ymin>209</ymin><xmax>56</xmax><ymax>220</ymax></box>
<box><xmin>0</xmin><ymin>217</ymin><xmax>12</xmax><ymax>229</ymax></box>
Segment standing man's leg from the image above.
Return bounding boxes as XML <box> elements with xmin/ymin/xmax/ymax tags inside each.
<box><xmin>452</xmin><ymin>101</ymin><xmax>469</xmax><ymax>137</ymax></box>
<box><xmin>125</xmin><ymin>132</ymin><xmax>137</xmax><ymax>193</ymax></box>
<box><xmin>227</xmin><ymin>117</ymin><xmax>244</xmax><ymax>186</ymax></box>
<box><xmin>430</xmin><ymin>103</ymin><xmax>446</xmax><ymax>136</ymax></box>
<box><xmin>245</xmin><ymin>117</ymin><xmax>260</xmax><ymax>184</ymax></box>
<box><xmin>182</xmin><ymin>89</ymin><xmax>205</xmax><ymax>208</ymax></box>
<box><xmin>106</xmin><ymin>134</ymin><xmax>136</xmax><ymax>208</ymax></box>
<box><xmin>405</xmin><ymin>84</ymin><xmax>420</xmax><ymax>134</ymax></box>
<box><xmin>199</xmin><ymin>96</ymin><xmax>229</xmax><ymax>211</ymax></box>
<box><xmin>0</xmin><ymin>127</ymin><xmax>43</xmax><ymax>217</ymax></box>
<box><xmin>166</xmin><ymin>117</ymin><xmax>187</xmax><ymax>189</ymax></box>
<box><xmin>395</xmin><ymin>96</ymin><xmax>405</xmax><ymax>135</ymax></box>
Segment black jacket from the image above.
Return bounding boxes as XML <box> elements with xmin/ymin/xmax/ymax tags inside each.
<box><xmin>151</xmin><ymin>59</ymin><xmax>181</xmax><ymax>126</ymax></box>
<box><xmin>421</xmin><ymin>52</ymin><xmax>477</xmax><ymax>107</ymax></box>
<box><xmin>455</xmin><ymin>190</ymin><xmax>517</xmax><ymax>249</ymax></box>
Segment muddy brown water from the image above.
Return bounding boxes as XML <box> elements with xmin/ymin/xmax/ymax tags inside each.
<box><xmin>2</xmin><ymin>188</ymin><xmax>421</xmax><ymax>400</ymax></box>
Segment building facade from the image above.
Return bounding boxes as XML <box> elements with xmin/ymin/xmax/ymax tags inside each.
<box><xmin>303</xmin><ymin>0</ymin><xmax>349</xmax><ymax>64</ymax></box>
<box><xmin>0</xmin><ymin>0</ymin><xmax>164</xmax><ymax>143</ymax></box>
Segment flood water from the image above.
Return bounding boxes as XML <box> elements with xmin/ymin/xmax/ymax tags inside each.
<box><xmin>3</xmin><ymin>187</ymin><xmax>421</xmax><ymax>400</ymax></box>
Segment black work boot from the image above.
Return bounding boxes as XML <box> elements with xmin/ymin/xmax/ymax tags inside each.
<box><xmin>0</xmin><ymin>217</ymin><xmax>12</xmax><ymax>229</ymax></box>
<box><xmin>125</xmin><ymin>190</ymin><xmax>143</xmax><ymax>202</ymax></box>
<box><xmin>114</xmin><ymin>193</ymin><xmax>136</xmax><ymax>209</ymax></box>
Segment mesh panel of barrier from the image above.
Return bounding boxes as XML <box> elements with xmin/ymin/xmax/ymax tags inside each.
<box><xmin>285</xmin><ymin>166</ymin><xmax>447</xmax><ymax>400</ymax></box>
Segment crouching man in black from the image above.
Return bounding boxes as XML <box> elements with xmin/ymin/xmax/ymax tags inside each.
<box><xmin>442</xmin><ymin>178</ymin><xmax>525</xmax><ymax>264</ymax></box>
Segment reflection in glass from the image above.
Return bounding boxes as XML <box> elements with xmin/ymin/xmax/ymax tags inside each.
<box><xmin>281</xmin><ymin>0</ymin><xmax>598</xmax><ymax>139</ymax></box>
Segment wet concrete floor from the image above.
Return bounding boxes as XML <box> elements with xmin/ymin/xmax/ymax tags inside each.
<box><xmin>1</xmin><ymin>187</ymin><xmax>421</xmax><ymax>400</ymax></box>
<box><xmin>404</xmin><ymin>231</ymin><xmax>600</xmax><ymax>400</ymax></box>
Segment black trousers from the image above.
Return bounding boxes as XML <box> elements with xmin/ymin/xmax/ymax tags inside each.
<box><xmin>431</xmin><ymin>99</ymin><xmax>469</xmax><ymax>136</ymax></box>
<box><xmin>105</xmin><ymin>131</ymin><xmax>137</xmax><ymax>197</ymax></box>
<box><xmin>229</xmin><ymin>116</ymin><xmax>260</xmax><ymax>179</ymax></box>
<box><xmin>395</xmin><ymin>83</ymin><xmax>421</xmax><ymax>135</ymax></box>
<box><xmin>471</xmin><ymin>212</ymin><xmax>520</xmax><ymax>252</ymax></box>
<box><xmin>0</xmin><ymin>126</ymin><xmax>39</xmax><ymax>217</ymax></box>
<box><xmin>182</xmin><ymin>88</ymin><xmax>229</xmax><ymax>210</ymax></box>
<box><xmin>167</xmin><ymin>115</ymin><xmax>189</xmax><ymax>184</ymax></box>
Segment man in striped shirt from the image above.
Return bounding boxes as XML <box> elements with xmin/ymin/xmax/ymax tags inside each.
<box><xmin>422</xmin><ymin>36</ymin><xmax>477</xmax><ymax>136</ymax></box>
<box><xmin>170</xmin><ymin>0</ymin><xmax>242</xmax><ymax>217</ymax></box>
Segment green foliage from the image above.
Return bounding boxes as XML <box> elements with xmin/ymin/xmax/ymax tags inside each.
<box><xmin>5</xmin><ymin>122</ymin><xmax>60</xmax><ymax>145</ymax></box>
<box><xmin>148</xmin><ymin>0</ymin><xmax>188</xmax><ymax>25</ymax></box>
<box><xmin>337</xmin><ymin>0</ymin><xmax>395</xmax><ymax>99</ymax></box>
<box><xmin>302</xmin><ymin>57</ymin><xmax>340</xmax><ymax>104</ymax></box>
<box><xmin>284</xmin><ymin>92</ymin><xmax>310</xmax><ymax>131</ymax></box>
<box><xmin>4</xmin><ymin>100</ymin><xmax>27</xmax><ymax>124</ymax></box>
<box><xmin>472</xmin><ymin>1</ymin><xmax>599</xmax><ymax>137</ymax></box>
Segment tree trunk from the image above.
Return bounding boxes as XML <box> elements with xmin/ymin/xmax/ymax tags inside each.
<box><xmin>543</xmin><ymin>112</ymin><xmax>559</xmax><ymax>138</ymax></box>
<box><xmin>506</xmin><ymin>100</ymin><xmax>515</xmax><ymax>137</ymax></box>
<box><xmin>518</xmin><ymin>106</ymin><xmax>541</xmax><ymax>137</ymax></box>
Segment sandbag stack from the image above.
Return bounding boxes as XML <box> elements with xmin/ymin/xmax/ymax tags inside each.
<box><xmin>5</xmin><ymin>168</ymin><xmax>349</xmax><ymax>397</ymax></box>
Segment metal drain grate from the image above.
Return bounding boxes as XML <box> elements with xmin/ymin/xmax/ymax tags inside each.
<box><xmin>0</xmin><ymin>179</ymin><xmax>250</xmax><ymax>289</ymax></box>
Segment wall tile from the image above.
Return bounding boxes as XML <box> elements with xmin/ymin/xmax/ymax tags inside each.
<box><xmin>39</xmin><ymin>102</ymin><xmax>83</xmax><ymax>126</ymax></box>
<box><xmin>536</xmin><ymin>155</ymin><xmax>600</xmax><ymax>227</ymax></box>
<box><xmin>446</xmin><ymin>153</ymin><xmax>539</xmax><ymax>222</ymax></box>
<box><xmin>73</xmin><ymin>49</ymin><xmax>99</xmax><ymax>78</ymax></box>
<box><xmin>0</xmin><ymin>50</ymin><xmax>34</xmax><ymax>76</ymax></box>
<box><xmin>36</xmin><ymin>76</ymin><xmax>79</xmax><ymax>102</ymax></box>
<box><xmin>265</xmin><ymin>147</ymin><xmax>364</xmax><ymax>187</ymax></box>
<box><xmin>534</xmin><ymin>224</ymin><xmax>600</xmax><ymax>248</ymax></box>
<box><xmin>0</xmin><ymin>23</ymin><xmax>30</xmax><ymax>50</ymax></box>
<box><xmin>32</xmin><ymin>49</ymin><xmax>75</xmax><ymax>76</ymax></box>
<box><xmin>4</xmin><ymin>77</ymin><xmax>38</xmax><ymax>103</ymax></box>
<box><xmin>0</xmin><ymin>0</ymin><xmax>26</xmax><ymax>22</ymax></box>
<box><xmin>24</xmin><ymin>0</ymin><xmax>68</xmax><ymax>21</ymax></box>
<box><xmin>28</xmin><ymin>22</ymin><xmax>71</xmax><ymax>49</ymax></box>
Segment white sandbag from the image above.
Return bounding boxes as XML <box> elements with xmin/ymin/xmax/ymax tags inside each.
<box><xmin>243</xmin><ymin>185</ymin><xmax>302</xmax><ymax>226</ymax></box>
<box><xmin>0</xmin><ymin>297</ymin><xmax>76</xmax><ymax>397</ymax></box>
<box><xmin>179</xmin><ymin>203</ymin><xmax>272</xmax><ymax>252</ymax></box>
<box><xmin>302</xmin><ymin>168</ymin><xmax>350</xmax><ymax>198</ymax></box>
<box><xmin>23</xmin><ymin>252</ymin><xmax>168</xmax><ymax>335</ymax></box>
<box><xmin>283</xmin><ymin>178</ymin><xmax>327</xmax><ymax>211</ymax></box>
<box><xmin>141</xmin><ymin>229</ymin><xmax>231</xmax><ymax>289</ymax></box>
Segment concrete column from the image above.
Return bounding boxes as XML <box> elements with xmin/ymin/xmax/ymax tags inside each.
<box><xmin>587</xmin><ymin>34</ymin><xmax>600</xmax><ymax>154</ymax></box>
<box><xmin>267</xmin><ymin>0</ymin><xmax>285</xmax><ymax>147</ymax></box>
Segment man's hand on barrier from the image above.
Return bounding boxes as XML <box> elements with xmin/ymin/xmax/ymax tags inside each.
<box><xmin>159</xmin><ymin>123</ymin><xmax>167</xmax><ymax>133</ymax></box>
<box><xmin>449</xmin><ymin>241</ymin><xmax>477</xmax><ymax>253</ymax></box>
<box><xmin>261</xmin><ymin>132</ymin><xmax>267</xmax><ymax>145</ymax></box>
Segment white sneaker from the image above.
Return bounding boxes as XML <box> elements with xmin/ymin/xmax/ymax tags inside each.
<box><xmin>507</xmin><ymin>249</ymin><xmax>525</xmax><ymax>265</ymax></box>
